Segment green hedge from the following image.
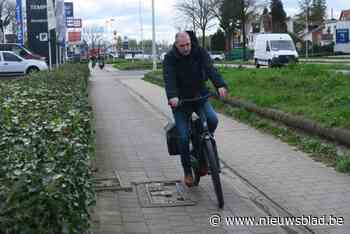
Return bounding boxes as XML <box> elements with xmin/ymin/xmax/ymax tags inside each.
<box><xmin>0</xmin><ymin>64</ymin><xmax>95</xmax><ymax>233</ymax></box>
<box><xmin>112</xmin><ymin>59</ymin><xmax>162</xmax><ymax>70</ymax></box>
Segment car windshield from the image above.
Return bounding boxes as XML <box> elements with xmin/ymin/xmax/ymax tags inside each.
<box><xmin>270</xmin><ymin>40</ymin><xmax>295</xmax><ymax>51</ymax></box>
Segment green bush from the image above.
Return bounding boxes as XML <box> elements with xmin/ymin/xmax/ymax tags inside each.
<box><xmin>0</xmin><ymin>64</ymin><xmax>95</xmax><ymax>233</ymax></box>
<box><xmin>112</xmin><ymin>59</ymin><xmax>162</xmax><ymax>70</ymax></box>
<box><xmin>336</xmin><ymin>154</ymin><xmax>350</xmax><ymax>173</ymax></box>
<box><xmin>299</xmin><ymin>42</ymin><xmax>335</xmax><ymax>57</ymax></box>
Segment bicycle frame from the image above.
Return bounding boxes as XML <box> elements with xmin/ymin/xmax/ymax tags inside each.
<box><xmin>172</xmin><ymin>94</ymin><xmax>224</xmax><ymax>208</ymax></box>
<box><xmin>189</xmin><ymin>104</ymin><xmax>219</xmax><ymax>169</ymax></box>
<box><xmin>188</xmin><ymin>101</ymin><xmax>223</xmax><ymax>208</ymax></box>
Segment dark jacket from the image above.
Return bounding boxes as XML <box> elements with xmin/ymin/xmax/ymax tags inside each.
<box><xmin>163</xmin><ymin>40</ymin><xmax>227</xmax><ymax>100</ymax></box>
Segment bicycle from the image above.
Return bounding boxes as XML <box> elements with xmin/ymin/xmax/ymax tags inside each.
<box><xmin>165</xmin><ymin>93</ymin><xmax>224</xmax><ymax>209</ymax></box>
<box><xmin>91</xmin><ymin>57</ymin><xmax>97</xmax><ymax>68</ymax></box>
<box><xmin>98</xmin><ymin>61</ymin><xmax>105</xmax><ymax>69</ymax></box>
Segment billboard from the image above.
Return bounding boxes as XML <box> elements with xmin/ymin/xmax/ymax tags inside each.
<box><xmin>68</xmin><ymin>31</ymin><xmax>81</xmax><ymax>42</ymax></box>
<box><xmin>336</xmin><ymin>29</ymin><xmax>349</xmax><ymax>44</ymax></box>
<box><xmin>64</xmin><ymin>2</ymin><xmax>74</xmax><ymax>18</ymax></box>
<box><xmin>16</xmin><ymin>0</ymin><xmax>23</xmax><ymax>45</ymax></box>
<box><xmin>26</xmin><ymin>0</ymin><xmax>48</xmax><ymax>57</ymax></box>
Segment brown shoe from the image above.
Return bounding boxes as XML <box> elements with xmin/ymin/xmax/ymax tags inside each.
<box><xmin>184</xmin><ymin>175</ymin><xmax>193</xmax><ymax>187</ymax></box>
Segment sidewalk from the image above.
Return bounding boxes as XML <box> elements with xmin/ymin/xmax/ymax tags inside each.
<box><xmin>90</xmin><ymin>66</ymin><xmax>350</xmax><ymax>233</ymax></box>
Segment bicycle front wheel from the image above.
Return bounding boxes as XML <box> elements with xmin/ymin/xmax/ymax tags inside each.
<box><xmin>203</xmin><ymin>139</ymin><xmax>224</xmax><ymax>208</ymax></box>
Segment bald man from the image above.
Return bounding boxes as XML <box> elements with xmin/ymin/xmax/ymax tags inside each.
<box><xmin>163</xmin><ymin>31</ymin><xmax>228</xmax><ymax>187</ymax></box>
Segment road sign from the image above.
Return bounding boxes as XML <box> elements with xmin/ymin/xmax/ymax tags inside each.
<box><xmin>39</xmin><ymin>32</ymin><xmax>48</xmax><ymax>41</ymax></box>
<box><xmin>66</xmin><ymin>18</ymin><xmax>82</xmax><ymax>28</ymax></box>
<box><xmin>64</xmin><ymin>2</ymin><xmax>74</xmax><ymax>18</ymax></box>
<box><xmin>336</xmin><ymin>29</ymin><xmax>349</xmax><ymax>44</ymax></box>
<box><xmin>16</xmin><ymin>0</ymin><xmax>23</xmax><ymax>45</ymax></box>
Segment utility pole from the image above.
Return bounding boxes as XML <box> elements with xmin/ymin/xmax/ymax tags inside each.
<box><xmin>305</xmin><ymin>6</ymin><xmax>309</xmax><ymax>59</ymax></box>
<box><xmin>48</xmin><ymin>33</ymin><xmax>52</xmax><ymax>70</ymax></box>
<box><xmin>139</xmin><ymin>0</ymin><xmax>144</xmax><ymax>56</ymax></box>
<box><xmin>47</xmin><ymin>0</ymin><xmax>56</xmax><ymax>70</ymax></box>
<box><xmin>152</xmin><ymin>0</ymin><xmax>157</xmax><ymax>71</ymax></box>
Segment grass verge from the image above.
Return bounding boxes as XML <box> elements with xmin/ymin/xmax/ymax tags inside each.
<box><xmin>218</xmin><ymin>64</ymin><xmax>350</xmax><ymax>129</ymax></box>
<box><xmin>142</xmin><ymin>66</ymin><xmax>350</xmax><ymax>173</ymax></box>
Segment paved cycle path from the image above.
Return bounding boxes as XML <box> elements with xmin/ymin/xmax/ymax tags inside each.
<box><xmin>90</xmin><ymin>65</ymin><xmax>349</xmax><ymax>233</ymax></box>
<box><xmin>89</xmin><ymin>67</ymin><xmax>291</xmax><ymax>234</ymax></box>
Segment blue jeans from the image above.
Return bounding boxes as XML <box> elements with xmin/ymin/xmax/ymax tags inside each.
<box><xmin>172</xmin><ymin>101</ymin><xmax>218</xmax><ymax>176</ymax></box>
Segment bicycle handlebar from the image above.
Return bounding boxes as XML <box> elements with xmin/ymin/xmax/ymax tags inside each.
<box><xmin>173</xmin><ymin>92</ymin><xmax>218</xmax><ymax>108</ymax></box>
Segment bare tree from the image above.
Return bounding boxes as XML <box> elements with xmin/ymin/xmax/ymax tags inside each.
<box><xmin>175</xmin><ymin>0</ymin><xmax>216</xmax><ymax>47</ymax></box>
<box><xmin>82</xmin><ymin>25</ymin><xmax>103</xmax><ymax>49</ymax></box>
<box><xmin>173</xmin><ymin>15</ymin><xmax>194</xmax><ymax>35</ymax></box>
<box><xmin>0</xmin><ymin>0</ymin><xmax>15</xmax><ymax>43</ymax></box>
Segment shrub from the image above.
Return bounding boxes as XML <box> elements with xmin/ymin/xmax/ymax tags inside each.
<box><xmin>0</xmin><ymin>64</ymin><xmax>95</xmax><ymax>233</ymax></box>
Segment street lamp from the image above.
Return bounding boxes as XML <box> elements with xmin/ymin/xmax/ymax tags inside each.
<box><xmin>152</xmin><ymin>0</ymin><xmax>157</xmax><ymax>71</ymax></box>
<box><xmin>105</xmin><ymin>18</ymin><xmax>116</xmax><ymax>41</ymax></box>
<box><xmin>139</xmin><ymin>0</ymin><xmax>144</xmax><ymax>55</ymax></box>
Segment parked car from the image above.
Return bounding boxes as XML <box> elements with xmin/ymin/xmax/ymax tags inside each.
<box><xmin>160</xmin><ymin>52</ymin><xmax>166</xmax><ymax>62</ymax></box>
<box><xmin>209</xmin><ymin>51</ymin><xmax>225</xmax><ymax>61</ymax></box>
<box><xmin>254</xmin><ymin>33</ymin><xmax>298</xmax><ymax>68</ymax></box>
<box><xmin>124</xmin><ymin>53</ymin><xmax>133</xmax><ymax>60</ymax></box>
<box><xmin>0</xmin><ymin>51</ymin><xmax>48</xmax><ymax>76</ymax></box>
<box><xmin>108</xmin><ymin>52</ymin><xmax>119</xmax><ymax>59</ymax></box>
<box><xmin>0</xmin><ymin>43</ymin><xmax>46</xmax><ymax>61</ymax></box>
<box><xmin>133</xmin><ymin>54</ymin><xmax>152</xmax><ymax>60</ymax></box>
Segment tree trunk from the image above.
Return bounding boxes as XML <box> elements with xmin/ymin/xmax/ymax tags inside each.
<box><xmin>225</xmin><ymin>37</ymin><xmax>229</xmax><ymax>52</ymax></box>
<box><xmin>0</xmin><ymin>27</ymin><xmax>4</xmax><ymax>43</ymax></box>
<box><xmin>201</xmin><ymin>28</ymin><xmax>206</xmax><ymax>48</ymax></box>
<box><xmin>225</xmin><ymin>31</ymin><xmax>233</xmax><ymax>52</ymax></box>
<box><xmin>242</xmin><ymin>18</ymin><xmax>247</xmax><ymax>61</ymax></box>
<box><xmin>224</xmin><ymin>31</ymin><xmax>230</xmax><ymax>52</ymax></box>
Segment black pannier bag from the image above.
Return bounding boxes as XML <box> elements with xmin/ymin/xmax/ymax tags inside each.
<box><xmin>164</xmin><ymin>122</ymin><xmax>181</xmax><ymax>155</ymax></box>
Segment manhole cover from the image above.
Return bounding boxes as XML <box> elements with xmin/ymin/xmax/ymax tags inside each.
<box><xmin>135</xmin><ymin>180</ymin><xmax>196</xmax><ymax>207</ymax></box>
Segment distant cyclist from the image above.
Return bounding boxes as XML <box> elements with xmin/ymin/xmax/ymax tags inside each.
<box><xmin>163</xmin><ymin>31</ymin><xmax>228</xmax><ymax>187</ymax></box>
<box><xmin>91</xmin><ymin>55</ymin><xmax>97</xmax><ymax>68</ymax></box>
<box><xmin>98</xmin><ymin>54</ymin><xmax>105</xmax><ymax>69</ymax></box>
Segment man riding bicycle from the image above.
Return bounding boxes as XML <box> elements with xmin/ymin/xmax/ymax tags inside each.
<box><xmin>163</xmin><ymin>31</ymin><xmax>228</xmax><ymax>187</ymax></box>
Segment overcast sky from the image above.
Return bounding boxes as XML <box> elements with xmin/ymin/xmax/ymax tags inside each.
<box><xmin>69</xmin><ymin>0</ymin><xmax>349</xmax><ymax>44</ymax></box>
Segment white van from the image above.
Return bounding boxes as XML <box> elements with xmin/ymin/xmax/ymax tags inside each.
<box><xmin>254</xmin><ymin>33</ymin><xmax>298</xmax><ymax>68</ymax></box>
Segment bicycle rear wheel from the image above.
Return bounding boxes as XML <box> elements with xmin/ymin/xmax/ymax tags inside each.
<box><xmin>190</xmin><ymin>154</ymin><xmax>201</xmax><ymax>186</ymax></box>
<box><xmin>203</xmin><ymin>139</ymin><xmax>224</xmax><ymax>208</ymax></box>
